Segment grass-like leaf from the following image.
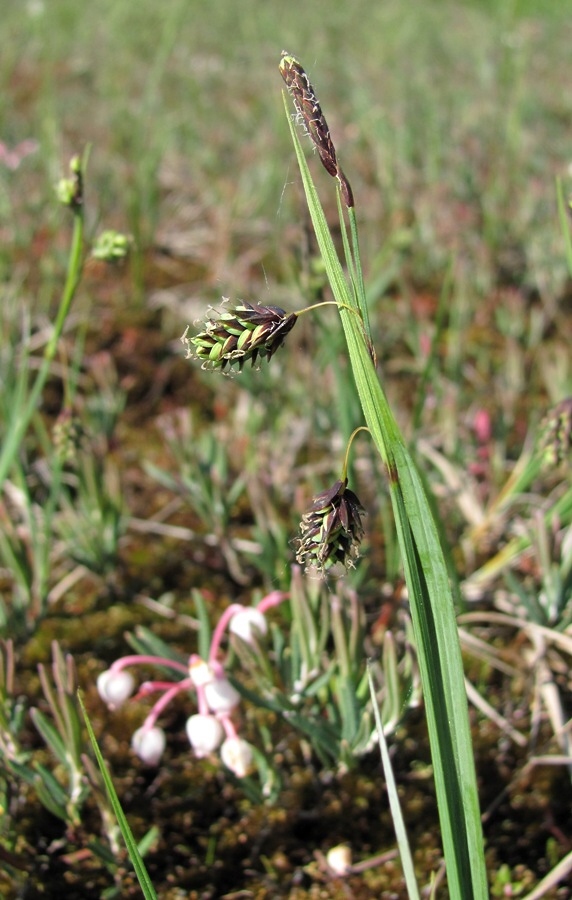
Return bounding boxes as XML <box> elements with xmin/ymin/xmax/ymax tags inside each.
<box><xmin>78</xmin><ymin>691</ymin><xmax>158</xmax><ymax>900</ymax></box>
<box><xmin>283</xmin><ymin>92</ymin><xmax>487</xmax><ymax>899</ymax></box>
<box><xmin>368</xmin><ymin>662</ymin><xmax>421</xmax><ymax>899</ymax></box>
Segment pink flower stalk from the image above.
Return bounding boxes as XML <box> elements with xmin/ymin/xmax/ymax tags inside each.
<box><xmin>139</xmin><ymin>681</ymin><xmax>192</xmax><ymax>731</ymax></box>
<box><xmin>105</xmin><ymin>654</ymin><xmax>189</xmax><ymax>677</ymax></box>
<box><xmin>208</xmin><ymin>591</ymin><xmax>288</xmax><ymax>664</ymax></box>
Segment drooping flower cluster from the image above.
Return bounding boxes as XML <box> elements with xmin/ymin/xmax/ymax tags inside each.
<box><xmin>182</xmin><ymin>300</ymin><xmax>297</xmax><ymax>372</ymax></box>
<box><xmin>97</xmin><ymin>591</ymin><xmax>286</xmax><ymax>778</ymax></box>
<box><xmin>296</xmin><ymin>478</ymin><xmax>366</xmax><ymax>573</ymax></box>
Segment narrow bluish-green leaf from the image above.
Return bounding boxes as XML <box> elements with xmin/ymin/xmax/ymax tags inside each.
<box><xmin>284</xmin><ymin>94</ymin><xmax>487</xmax><ymax>900</ymax></box>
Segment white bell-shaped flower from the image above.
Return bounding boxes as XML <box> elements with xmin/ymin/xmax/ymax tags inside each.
<box><xmin>229</xmin><ymin>608</ymin><xmax>267</xmax><ymax>644</ymax></box>
<box><xmin>97</xmin><ymin>669</ymin><xmax>135</xmax><ymax>709</ymax></box>
<box><xmin>220</xmin><ymin>737</ymin><xmax>253</xmax><ymax>778</ymax></box>
<box><xmin>204</xmin><ymin>677</ymin><xmax>241</xmax><ymax>713</ymax></box>
<box><xmin>186</xmin><ymin>714</ymin><xmax>224</xmax><ymax>757</ymax></box>
<box><xmin>188</xmin><ymin>656</ymin><xmax>212</xmax><ymax>687</ymax></box>
<box><xmin>326</xmin><ymin>844</ymin><xmax>352</xmax><ymax>875</ymax></box>
<box><xmin>131</xmin><ymin>726</ymin><xmax>166</xmax><ymax>766</ymax></box>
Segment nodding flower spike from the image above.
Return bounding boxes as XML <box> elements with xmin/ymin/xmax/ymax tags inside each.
<box><xmin>279</xmin><ymin>52</ymin><xmax>338</xmax><ymax>178</ymax></box>
<box><xmin>182</xmin><ymin>300</ymin><xmax>297</xmax><ymax>372</ymax></box>
<box><xmin>296</xmin><ymin>478</ymin><xmax>366</xmax><ymax>574</ymax></box>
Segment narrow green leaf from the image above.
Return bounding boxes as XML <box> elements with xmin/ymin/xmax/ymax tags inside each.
<box><xmin>368</xmin><ymin>663</ymin><xmax>421</xmax><ymax>900</ymax></box>
<box><xmin>283</xmin><ymin>94</ymin><xmax>487</xmax><ymax>899</ymax></box>
<box><xmin>30</xmin><ymin>709</ymin><xmax>68</xmax><ymax>766</ymax></box>
<box><xmin>78</xmin><ymin>691</ymin><xmax>158</xmax><ymax>900</ymax></box>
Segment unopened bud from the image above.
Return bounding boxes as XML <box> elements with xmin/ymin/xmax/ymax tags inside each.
<box><xmin>326</xmin><ymin>844</ymin><xmax>352</xmax><ymax>875</ymax></box>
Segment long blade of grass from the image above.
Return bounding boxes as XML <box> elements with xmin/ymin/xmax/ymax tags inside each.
<box><xmin>78</xmin><ymin>691</ymin><xmax>158</xmax><ymax>900</ymax></box>
<box><xmin>368</xmin><ymin>661</ymin><xmax>421</xmax><ymax>900</ymax></box>
<box><xmin>284</xmin><ymin>95</ymin><xmax>487</xmax><ymax>900</ymax></box>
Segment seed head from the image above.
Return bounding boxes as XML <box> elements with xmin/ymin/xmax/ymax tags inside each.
<box><xmin>540</xmin><ymin>397</ymin><xmax>572</xmax><ymax>467</ymax></box>
<box><xmin>280</xmin><ymin>52</ymin><xmax>355</xmax><ymax>208</ymax></box>
<box><xmin>296</xmin><ymin>478</ymin><xmax>366</xmax><ymax>573</ymax></box>
<box><xmin>182</xmin><ymin>300</ymin><xmax>297</xmax><ymax>372</ymax></box>
<box><xmin>280</xmin><ymin>52</ymin><xmax>338</xmax><ymax>178</ymax></box>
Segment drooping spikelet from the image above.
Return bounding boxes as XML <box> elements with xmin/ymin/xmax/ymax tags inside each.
<box><xmin>296</xmin><ymin>478</ymin><xmax>366</xmax><ymax>573</ymax></box>
<box><xmin>182</xmin><ymin>300</ymin><xmax>297</xmax><ymax>372</ymax></box>
<box><xmin>279</xmin><ymin>52</ymin><xmax>354</xmax><ymax>208</ymax></box>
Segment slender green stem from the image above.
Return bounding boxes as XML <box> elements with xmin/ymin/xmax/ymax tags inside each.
<box><xmin>348</xmin><ymin>206</ymin><xmax>372</xmax><ymax>343</ymax></box>
<box><xmin>340</xmin><ymin>426</ymin><xmax>370</xmax><ymax>482</ymax></box>
<box><xmin>0</xmin><ymin>188</ymin><xmax>85</xmax><ymax>488</ymax></box>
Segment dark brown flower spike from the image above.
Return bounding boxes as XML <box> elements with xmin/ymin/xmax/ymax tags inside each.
<box><xmin>296</xmin><ymin>478</ymin><xmax>366</xmax><ymax>573</ymax></box>
<box><xmin>279</xmin><ymin>52</ymin><xmax>354</xmax><ymax>208</ymax></box>
<box><xmin>182</xmin><ymin>299</ymin><xmax>297</xmax><ymax>372</ymax></box>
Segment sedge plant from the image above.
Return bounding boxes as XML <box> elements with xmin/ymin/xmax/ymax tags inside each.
<box><xmin>175</xmin><ymin>53</ymin><xmax>487</xmax><ymax>897</ymax></box>
<box><xmin>152</xmin><ymin>52</ymin><xmax>489</xmax><ymax>896</ymax></box>
<box><xmin>274</xmin><ymin>53</ymin><xmax>487</xmax><ymax>899</ymax></box>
